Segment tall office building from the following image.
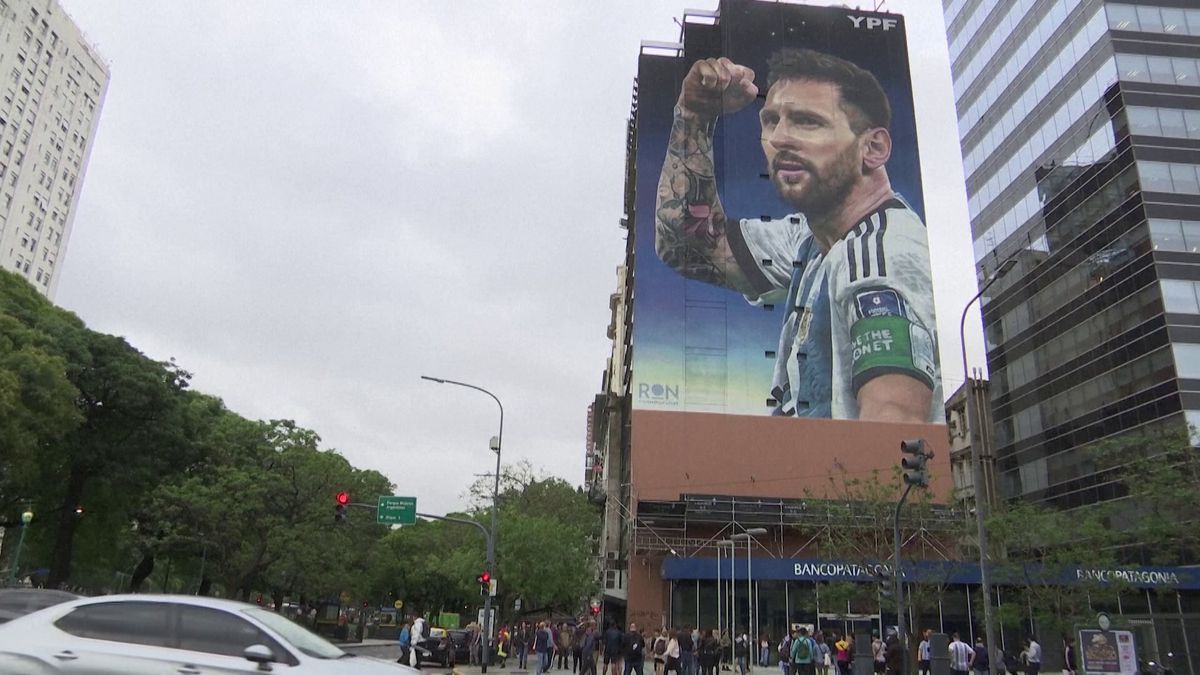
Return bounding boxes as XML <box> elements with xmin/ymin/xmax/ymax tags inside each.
<box><xmin>0</xmin><ymin>0</ymin><xmax>107</xmax><ymax>299</ymax></box>
<box><xmin>945</xmin><ymin>1</ymin><xmax>1200</xmax><ymax>510</ymax></box>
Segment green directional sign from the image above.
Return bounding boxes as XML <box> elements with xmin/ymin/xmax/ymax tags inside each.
<box><xmin>377</xmin><ymin>496</ymin><xmax>416</xmax><ymax>525</ymax></box>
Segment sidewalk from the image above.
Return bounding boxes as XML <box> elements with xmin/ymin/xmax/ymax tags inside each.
<box><xmin>446</xmin><ymin>665</ymin><xmax>783</xmax><ymax>675</ymax></box>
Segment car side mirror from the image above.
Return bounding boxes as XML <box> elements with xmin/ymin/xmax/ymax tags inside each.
<box><xmin>243</xmin><ymin>644</ymin><xmax>275</xmax><ymax>671</ymax></box>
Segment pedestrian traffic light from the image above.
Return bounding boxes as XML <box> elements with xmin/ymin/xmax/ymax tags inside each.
<box><xmin>477</xmin><ymin>571</ymin><xmax>491</xmax><ymax>595</ymax></box>
<box><xmin>591</xmin><ymin>604</ymin><xmax>601</xmax><ymax>616</ymax></box>
<box><xmin>334</xmin><ymin>491</ymin><xmax>349</xmax><ymax>524</ymax></box>
<box><xmin>900</xmin><ymin>439</ymin><xmax>932</xmax><ymax>487</ymax></box>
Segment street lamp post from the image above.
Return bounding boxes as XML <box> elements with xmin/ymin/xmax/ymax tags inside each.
<box><xmin>422</xmin><ymin>375</ymin><xmax>503</xmax><ymax>674</ymax></box>
<box><xmin>7</xmin><ymin>510</ymin><xmax>34</xmax><ymax>586</ymax></box>
<box><xmin>723</xmin><ymin>528</ymin><xmax>766</xmax><ymax>652</ymax></box>
<box><xmin>958</xmin><ymin>258</ymin><xmax>1016</xmax><ymax>671</ymax></box>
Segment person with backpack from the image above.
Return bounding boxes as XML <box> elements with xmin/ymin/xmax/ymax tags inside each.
<box><xmin>813</xmin><ymin>631</ymin><xmax>831</xmax><ymax>675</ymax></box>
<box><xmin>734</xmin><ymin>630</ymin><xmax>750</xmax><ymax>675</ymax></box>
<box><xmin>779</xmin><ymin>629</ymin><xmax>795</xmax><ymax>675</ymax></box>
<box><xmin>790</xmin><ymin>627</ymin><xmax>817</xmax><ymax>675</ymax></box>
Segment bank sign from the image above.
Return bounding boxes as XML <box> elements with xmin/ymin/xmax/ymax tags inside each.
<box><xmin>661</xmin><ymin>558</ymin><xmax>1200</xmax><ymax>590</ymax></box>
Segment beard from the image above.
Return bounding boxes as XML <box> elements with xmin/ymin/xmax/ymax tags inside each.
<box><xmin>772</xmin><ymin>143</ymin><xmax>861</xmax><ymax>216</ymax></box>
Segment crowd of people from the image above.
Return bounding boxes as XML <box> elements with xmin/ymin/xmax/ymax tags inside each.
<box><xmin>393</xmin><ymin>618</ymin><xmax>1065</xmax><ymax>675</ymax></box>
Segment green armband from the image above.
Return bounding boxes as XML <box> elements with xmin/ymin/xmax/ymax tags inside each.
<box><xmin>850</xmin><ymin>315</ymin><xmax>936</xmax><ymax>393</ymax></box>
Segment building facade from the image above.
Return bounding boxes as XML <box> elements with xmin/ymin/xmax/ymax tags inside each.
<box><xmin>946</xmin><ymin>0</ymin><xmax>1200</xmax><ymax>507</ymax></box>
<box><xmin>946</xmin><ymin>1</ymin><xmax>1200</xmax><ymax>669</ymax></box>
<box><xmin>0</xmin><ymin>0</ymin><xmax>107</xmax><ymax>299</ymax></box>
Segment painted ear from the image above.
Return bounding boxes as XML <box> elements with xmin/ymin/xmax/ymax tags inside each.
<box><xmin>861</xmin><ymin>128</ymin><xmax>892</xmax><ymax>170</ymax></box>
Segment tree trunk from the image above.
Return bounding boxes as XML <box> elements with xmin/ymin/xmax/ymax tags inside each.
<box><xmin>47</xmin><ymin>465</ymin><xmax>88</xmax><ymax>588</ymax></box>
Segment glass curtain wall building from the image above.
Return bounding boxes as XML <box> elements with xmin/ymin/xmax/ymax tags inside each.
<box><xmin>945</xmin><ymin>0</ymin><xmax>1200</xmax><ymax>510</ymax></box>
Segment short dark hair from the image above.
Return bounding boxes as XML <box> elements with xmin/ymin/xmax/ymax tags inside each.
<box><xmin>766</xmin><ymin>48</ymin><xmax>891</xmax><ymax>133</ymax></box>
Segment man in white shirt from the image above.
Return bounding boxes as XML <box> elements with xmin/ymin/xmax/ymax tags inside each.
<box><xmin>1025</xmin><ymin>637</ymin><xmax>1042</xmax><ymax>675</ymax></box>
<box><xmin>948</xmin><ymin>633</ymin><xmax>972</xmax><ymax>675</ymax></box>
<box><xmin>917</xmin><ymin>629</ymin><xmax>932</xmax><ymax>675</ymax></box>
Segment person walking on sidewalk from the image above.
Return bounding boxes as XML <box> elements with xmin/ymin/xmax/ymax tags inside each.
<box><xmin>653</xmin><ymin>629</ymin><xmax>670</xmax><ymax>675</ymax></box>
<box><xmin>700</xmin><ymin>629</ymin><xmax>720</xmax><ymax>675</ymax></box>
<box><xmin>580</xmin><ymin>622</ymin><xmax>599</xmax><ymax>675</ymax></box>
<box><xmin>624</xmin><ymin>623</ymin><xmax>647</xmax><ymax>675</ymax></box>
<box><xmin>398</xmin><ymin>621</ymin><xmax>412</xmax><ymax>668</ymax></box>
<box><xmin>679</xmin><ymin>626</ymin><xmax>696</xmax><ymax>675</ymax></box>
<box><xmin>663</xmin><ymin>628</ymin><xmax>682</xmax><ymax>675</ymax></box>
<box><xmin>560</xmin><ymin>623</ymin><xmax>575</xmax><ymax>670</ymax></box>
<box><xmin>516</xmin><ymin>622</ymin><xmax>530</xmax><ymax>671</ymax></box>
<box><xmin>536</xmin><ymin>622</ymin><xmax>553</xmax><ymax>675</ymax></box>
<box><xmin>604</xmin><ymin>622</ymin><xmax>625</xmax><ymax>675</ymax></box>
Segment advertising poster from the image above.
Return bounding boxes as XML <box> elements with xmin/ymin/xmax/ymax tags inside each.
<box><xmin>1079</xmin><ymin>630</ymin><xmax>1138</xmax><ymax>675</ymax></box>
<box><xmin>632</xmin><ymin>0</ymin><xmax>941</xmax><ymax>423</ymax></box>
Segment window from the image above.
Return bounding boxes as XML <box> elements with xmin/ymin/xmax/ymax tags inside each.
<box><xmin>1172</xmin><ymin>343</ymin><xmax>1200</xmax><ymax>379</ymax></box>
<box><xmin>54</xmin><ymin>601</ymin><xmax>172</xmax><ymax>648</ymax></box>
<box><xmin>1160</xmin><ymin>279</ymin><xmax>1199</xmax><ymax>314</ymax></box>
<box><xmin>175</xmin><ymin>605</ymin><xmax>282</xmax><ymax>660</ymax></box>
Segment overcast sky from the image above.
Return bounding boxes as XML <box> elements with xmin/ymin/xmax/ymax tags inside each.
<box><xmin>53</xmin><ymin>0</ymin><xmax>983</xmax><ymax>516</ymax></box>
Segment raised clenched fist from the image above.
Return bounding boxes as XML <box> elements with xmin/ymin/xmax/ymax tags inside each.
<box><xmin>677</xmin><ymin>57</ymin><xmax>759</xmax><ymax>120</ymax></box>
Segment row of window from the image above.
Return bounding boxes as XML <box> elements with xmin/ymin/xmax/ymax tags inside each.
<box><xmin>1117</xmin><ymin>52</ymin><xmax>1200</xmax><ymax>87</ymax></box>
<box><xmin>1127</xmin><ymin>105</ymin><xmax>1200</xmax><ymax>140</ymax></box>
<box><xmin>972</xmin><ymin>90</ymin><xmax>1120</xmax><ymax>260</ymax></box>
<box><xmin>967</xmin><ymin>53</ymin><xmax>1116</xmax><ymax>232</ymax></box>
<box><xmin>958</xmin><ymin>0</ymin><xmax>1098</xmax><ymax>146</ymax></box>
<box><xmin>1160</xmin><ymin>278</ymin><xmax>1200</xmax><ymax>315</ymax></box>
<box><xmin>1149</xmin><ymin>218</ymin><xmax>1200</xmax><ymax>253</ymax></box>
<box><xmin>966</xmin><ymin>25</ymin><xmax>1110</xmax><ymax>203</ymax></box>
<box><xmin>1173</xmin><ymin>343</ymin><xmax>1200</xmax><ymax>379</ymax></box>
<box><xmin>943</xmin><ymin>0</ymin><xmax>978</xmax><ymax>45</ymax></box>
<box><xmin>1107</xmin><ymin>4</ymin><xmax>1200</xmax><ymax>37</ymax></box>
<box><xmin>1138</xmin><ymin>161</ymin><xmax>1200</xmax><ymax>195</ymax></box>
<box><xmin>951</xmin><ymin>0</ymin><xmax>1040</xmax><ymax>100</ymax></box>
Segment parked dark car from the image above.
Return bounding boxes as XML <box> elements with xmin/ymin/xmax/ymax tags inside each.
<box><xmin>417</xmin><ymin>628</ymin><xmax>473</xmax><ymax>666</ymax></box>
<box><xmin>0</xmin><ymin>588</ymin><xmax>79</xmax><ymax>624</ymax></box>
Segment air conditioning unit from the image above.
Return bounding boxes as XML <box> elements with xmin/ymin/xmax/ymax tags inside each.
<box><xmin>605</xmin><ymin>551</ymin><xmax>619</xmax><ymax>561</ymax></box>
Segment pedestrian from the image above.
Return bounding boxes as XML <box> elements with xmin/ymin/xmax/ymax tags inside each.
<box><xmin>790</xmin><ymin>627</ymin><xmax>817</xmax><ymax>675</ymax></box>
<box><xmin>720</xmin><ymin>630</ymin><xmax>732</xmax><ymax>672</ymax></box>
<box><xmin>561</xmin><ymin>623</ymin><xmax>576</xmax><ymax>670</ymax></box>
<box><xmin>1024</xmin><ymin>636</ymin><xmax>1041</xmax><ymax>675</ymax></box>
<box><xmin>536</xmin><ymin>622</ymin><xmax>553</xmax><ymax>675</ymax></box>
<box><xmin>580</xmin><ymin>622</ymin><xmax>599</xmax><ymax>675</ymax></box>
<box><xmin>498</xmin><ymin>627</ymin><xmax>510</xmax><ymax>668</ymax></box>
<box><xmin>398</xmin><ymin>621</ymin><xmax>412</xmax><ymax>667</ymax></box>
<box><xmin>471</xmin><ymin>623</ymin><xmax>482</xmax><ymax>666</ymax></box>
<box><xmin>575</xmin><ymin>622</ymin><xmax>587</xmax><ymax>674</ymax></box>
<box><xmin>680</xmin><ymin>625</ymin><xmax>696</xmax><ymax>675</ymax></box>
<box><xmin>778</xmin><ymin>629</ymin><xmax>794</xmax><ymax>675</ymax></box>
<box><xmin>654</xmin><ymin>629</ymin><xmax>670</xmax><ymax>675</ymax></box>
<box><xmin>972</xmin><ymin>638</ymin><xmax>990</xmax><ymax>675</ymax></box>
<box><xmin>760</xmin><ymin>634</ymin><xmax>771</xmax><ymax>668</ymax></box>
<box><xmin>948</xmin><ymin>633</ymin><xmax>971</xmax><ymax>675</ymax></box>
<box><xmin>517</xmin><ymin>622</ymin><xmax>530</xmax><ymax>670</ymax></box>
<box><xmin>734</xmin><ymin>629</ymin><xmax>750</xmax><ymax>675</ymax></box>
<box><xmin>700</xmin><ymin>629</ymin><xmax>720</xmax><ymax>675</ymax></box>
<box><xmin>884</xmin><ymin>636</ymin><xmax>903</xmax><ymax>675</ymax></box>
<box><xmin>605</xmin><ymin>622</ymin><xmax>625</xmax><ymax>675</ymax></box>
<box><xmin>871</xmin><ymin>632</ymin><xmax>886</xmax><ymax>675</ymax></box>
<box><xmin>917</xmin><ymin>630</ymin><xmax>931</xmax><ymax>675</ymax></box>
<box><xmin>663</xmin><ymin>627</ymin><xmax>683</xmax><ymax>675</ymax></box>
<box><xmin>838</xmin><ymin>634</ymin><xmax>854</xmax><ymax>675</ymax></box>
<box><xmin>1062</xmin><ymin>636</ymin><xmax>1077</xmax><ymax>675</ymax></box>
<box><xmin>624</xmin><ymin>623</ymin><xmax>647</xmax><ymax>675</ymax></box>
<box><xmin>814</xmin><ymin>631</ymin><xmax>831</xmax><ymax>675</ymax></box>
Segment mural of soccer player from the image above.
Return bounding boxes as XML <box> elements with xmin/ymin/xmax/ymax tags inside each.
<box><xmin>654</xmin><ymin>48</ymin><xmax>940</xmax><ymax>423</ymax></box>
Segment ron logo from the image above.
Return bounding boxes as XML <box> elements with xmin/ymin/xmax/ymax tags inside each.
<box><xmin>847</xmin><ymin>15</ymin><xmax>898</xmax><ymax>31</ymax></box>
<box><xmin>638</xmin><ymin>382</ymin><xmax>680</xmax><ymax>405</ymax></box>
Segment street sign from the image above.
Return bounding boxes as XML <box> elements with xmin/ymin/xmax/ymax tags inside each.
<box><xmin>488</xmin><ymin>578</ymin><xmax>497</xmax><ymax>597</ymax></box>
<box><xmin>377</xmin><ymin>496</ymin><xmax>417</xmax><ymax>525</ymax></box>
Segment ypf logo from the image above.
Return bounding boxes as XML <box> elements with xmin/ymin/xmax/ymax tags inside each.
<box><xmin>848</xmin><ymin>15</ymin><xmax>898</xmax><ymax>31</ymax></box>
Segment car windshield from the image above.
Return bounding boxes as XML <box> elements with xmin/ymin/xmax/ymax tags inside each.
<box><xmin>242</xmin><ymin>608</ymin><xmax>346</xmax><ymax>659</ymax></box>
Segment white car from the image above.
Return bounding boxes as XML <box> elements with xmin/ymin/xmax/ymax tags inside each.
<box><xmin>0</xmin><ymin>593</ymin><xmax>418</xmax><ymax>674</ymax></box>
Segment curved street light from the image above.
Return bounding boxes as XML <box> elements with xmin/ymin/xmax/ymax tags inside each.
<box><xmin>421</xmin><ymin>375</ymin><xmax>503</xmax><ymax>674</ymax></box>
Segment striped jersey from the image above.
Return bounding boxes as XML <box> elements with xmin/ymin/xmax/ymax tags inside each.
<box><xmin>731</xmin><ymin>196</ymin><xmax>941</xmax><ymax>421</ymax></box>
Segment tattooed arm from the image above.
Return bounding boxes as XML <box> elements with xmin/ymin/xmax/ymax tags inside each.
<box><xmin>655</xmin><ymin>57</ymin><xmax>759</xmax><ymax>294</ymax></box>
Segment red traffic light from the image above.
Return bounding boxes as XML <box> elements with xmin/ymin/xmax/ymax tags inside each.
<box><xmin>591</xmin><ymin>606</ymin><xmax>601</xmax><ymax>615</ymax></box>
<box><xmin>480</xmin><ymin>571</ymin><xmax>491</xmax><ymax>583</ymax></box>
<box><xmin>335</xmin><ymin>491</ymin><xmax>349</xmax><ymax>506</ymax></box>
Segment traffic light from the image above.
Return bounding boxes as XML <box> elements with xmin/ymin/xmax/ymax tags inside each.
<box><xmin>876</xmin><ymin>568</ymin><xmax>894</xmax><ymax>600</ymax></box>
<box><xmin>477</xmin><ymin>571</ymin><xmax>491</xmax><ymax>596</ymax></box>
<box><xmin>590</xmin><ymin>604</ymin><xmax>601</xmax><ymax>616</ymax></box>
<box><xmin>334</xmin><ymin>491</ymin><xmax>349</xmax><ymax>524</ymax></box>
<box><xmin>900</xmin><ymin>439</ymin><xmax>932</xmax><ymax>487</ymax></box>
